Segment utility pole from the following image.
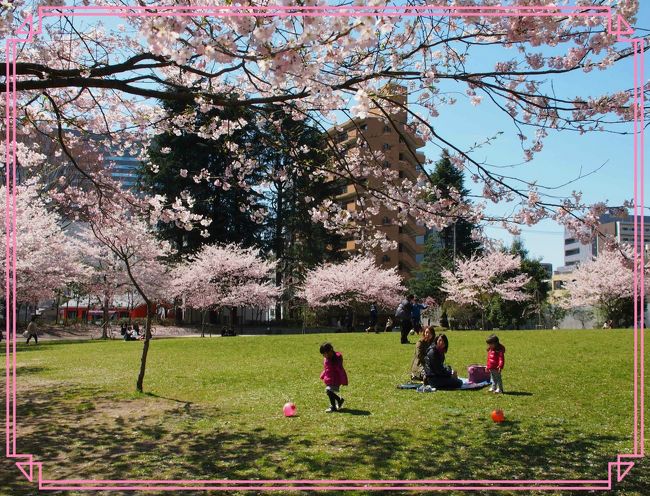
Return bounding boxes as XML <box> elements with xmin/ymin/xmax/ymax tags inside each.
<box><xmin>453</xmin><ymin>220</ymin><xmax>457</xmax><ymax>266</ymax></box>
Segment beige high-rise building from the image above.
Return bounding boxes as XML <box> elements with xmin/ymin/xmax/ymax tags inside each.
<box><xmin>327</xmin><ymin>85</ymin><xmax>426</xmax><ymax>280</ymax></box>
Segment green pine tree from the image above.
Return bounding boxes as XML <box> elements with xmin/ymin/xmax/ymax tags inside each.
<box><xmin>409</xmin><ymin>151</ymin><xmax>482</xmax><ymax>299</ymax></box>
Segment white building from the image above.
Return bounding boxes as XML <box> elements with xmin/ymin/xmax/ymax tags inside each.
<box><xmin>563</xmin><ymin>211</ymin><xmax>650</xmax><ymax>269</ymax></box>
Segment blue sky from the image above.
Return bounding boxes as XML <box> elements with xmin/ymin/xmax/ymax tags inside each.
<box><xmin>415</xmin><ymin>6</ymin><xmax>649</xmax><ymax>269</ymax></box>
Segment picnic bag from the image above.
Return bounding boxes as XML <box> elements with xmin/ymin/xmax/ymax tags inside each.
<box><xmin>467</xmin><ymin>364</ymin><xmax>490</xmax><ymax>383</ymax></box>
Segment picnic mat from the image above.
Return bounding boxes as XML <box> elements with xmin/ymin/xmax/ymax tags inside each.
<box><xmin>397</xmin><ymin>378</ymin><xmax>490</xmax><ymax>391</ymax></box>
<box><xmin>460</xmin><ymin>378</ymin><xmax>490</xmax><ymax>390</ymax></box>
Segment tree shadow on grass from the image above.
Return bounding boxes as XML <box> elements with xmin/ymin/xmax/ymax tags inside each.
<box><xmin>14</xmin><ymin>365</ymin><xmax>50</xmax><ymax>376</ymax></box>
<box><xmin>1</xmin><ymin>384</ymin><xmax>648</xmax><ymax>496</ymax></box>
<box><xmin>144</xmin><ymin>391</ymin><xmax>194</xmax><ymax>407</ymax></box>
<box><xmin>8</xmin><ymin>339</ymin><xmax>100</xmax><ymax>354</ymax></box>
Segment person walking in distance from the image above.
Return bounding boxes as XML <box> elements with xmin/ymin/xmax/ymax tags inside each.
<box><xmin>366</xmin><ymin>302</ymin><xmax>378</xmax><ymax>333</ymax></box>
<box><xmin>25</xmin><ymin>314</ymin><xmax>39</xmax><ymax>345</ymax></box>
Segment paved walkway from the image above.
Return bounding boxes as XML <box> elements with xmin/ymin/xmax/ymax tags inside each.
<box><xmin>6</xmin><ymin>324</ymin><xmax>234</xmax><ymax>342</ymax></box>
<box><xmin>6</xmin><ymin>324</ymin><xmax>342</xmax><ymax>342</ymax></box>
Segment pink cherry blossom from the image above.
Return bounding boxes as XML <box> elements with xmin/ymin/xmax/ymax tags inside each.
<box><xmin>441</xmin><ymin>251</ymin><xmax>531</xmax><ymax>312</ymax></box>
<box><xmin>298</xmin><ymin>255</ymin><xmax>406</xmax><ymax>310</ymax></box>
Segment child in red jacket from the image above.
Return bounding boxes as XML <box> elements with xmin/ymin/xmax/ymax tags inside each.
<box><xmin>486</xmin><ymin>334</ymin><xmax>505</xmax><ymax>394</ymax></box>
<box><xmin>319</xmin><ymin>342</ymin><xmax>348</xmax><ymax>413</ymax></box>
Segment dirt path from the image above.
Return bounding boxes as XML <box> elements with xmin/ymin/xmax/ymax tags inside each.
<box><xmin>8</xmin><ymin>323</ymin><xmax>207</xmax><ymax>341</ymax></box>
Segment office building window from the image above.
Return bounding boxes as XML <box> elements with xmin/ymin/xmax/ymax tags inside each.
<box><xmin>382</xmin><ymin>216</ymin><xmax>391</xmax><ymax>225</ymax></box>
<box><xmin>382</xmin><ymin>255</ymin><xmax>391</xmax><ymax>262</ymax></box>
<box><xmin>383</xmin><ymin>125</ymin><xmax>391</xmax><ymax>133</ymax></box>
<box><xmin>398</xmin><ymin>171</ymin><xmax>404</xmax><ymax>178</ymax></box>
<box><xmin>416</xmin><ymin>235</ymin><xmax>424</xmax><ymax>245</ymax></box>
<box><xmin>565</xmin><ymin>248</ymin><xmax>580</xmax><ymax>256</ymax></box>
<box><xmin>398</xmin><ymin>243</ymin><xmax>403</xmax><ymax>252</ymax></box>
<box><xmin>565</xmin><ymin>238</ymin><xmax>576</xmax><ymax>245</ymax></box>
<box><xmin>398</xmin><ymin>226</ymin><xmax>403</xmax><ymax>234</ymax></box>
<box><xmin>359</xmin><ymin>123</ymin><xmax>368</xmax><ymax>131</ymax></box>
<box><xmin>399</xmin><ymin>153</ymin><xmax>405</xmax><ymax>161</ymax></box>
<box><xmin>415</xmin><ymin>254</ymin><xmax>424</xmax><ymax>264</ymax></box>
<box><xmin>382</xmin><ymin>143</ymin><xmax>391</xmax><ymax>151</ymax></box>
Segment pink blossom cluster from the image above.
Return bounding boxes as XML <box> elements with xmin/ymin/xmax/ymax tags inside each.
<box><xmin>298</xmin><ymin>255</ymin><xmax>406</xmax><ymax>310</ymax></box>
<box><xmin>562</xmin><ymin>249</ymin><xmax>649</xmax><ymax>311</ymax></box>
<box><xmin>1</xmin><ymin>181</ymin><xmax>89</xmax><ymax>304</ymax></box>
<box><xmin>168</xmin><ymin>243</ymin><xmax>279</xmax><ymax>312</ymax></box>
<box><xmin>441</xmin><ymin>251</ymin><xmax>531</xmax><ymax>310</ymax></box>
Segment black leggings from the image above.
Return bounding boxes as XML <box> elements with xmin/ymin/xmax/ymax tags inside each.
<box><xmin>425</xmin><ymin>375</ymin><xmax>462</xmax><ymax>390</ymax></box>
<box><xmin>26</xmin><ymin>334</ymin><xmax>38</xmax><ymax>344</ymax></box>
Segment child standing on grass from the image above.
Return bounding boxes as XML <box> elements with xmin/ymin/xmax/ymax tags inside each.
<box><xmin>486</xmin><ymin>334</ymin><xmax>505</xmax><ymax>394</ymax></box>
<box><xmin>319</xmin><ymin>342</ymin><xmax>348</xmax><ymax>413</ymax></box>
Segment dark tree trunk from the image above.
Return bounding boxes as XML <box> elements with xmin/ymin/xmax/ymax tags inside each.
<box><xmin>136</xmin><ymin>302</ymin><xmax>154</xmax><ymax>392</ymax></box>
<box><xmin>101</xmin><ymin>293</ymin><xmax>110</xmax><ymax>339</ymax></box>
<box><xmin>175</xmin><ymin>298</ymin><xmax>183</xmax><ymax>325</ymax></box>
<box><xmin>55</xmin><ymin>292</ymin><xmax>60</xmax><ymax>325</ymax></box>
<box><xmin>274</xmin><ymin>180</ymin><xmax>284</xmax><ymax>323</ymax></box>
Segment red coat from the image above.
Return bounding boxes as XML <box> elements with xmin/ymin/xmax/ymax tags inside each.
<box><xmin>320</xmin><ymin>352</ymin><xmax>349</xmax><ymax>386</ymax></box>
<box><xmin>486</xmin><ymin>345</ymin><xmax>505</xmax><ymax>370</ymax></box>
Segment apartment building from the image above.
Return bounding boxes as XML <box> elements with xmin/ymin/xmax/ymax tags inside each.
<box><xmin>563</xmin><ymin>210</ymin><xmax>650</xmax><ymax>268</ymax></box>
<box><xmin>327</xmin><ymin>85</ymin><xmax>426</xmax><ymax>279</ymax></box>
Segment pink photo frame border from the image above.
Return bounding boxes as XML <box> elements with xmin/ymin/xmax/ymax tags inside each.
<box><xmin>4</xmin><ymin>3</ymin><xmax>645</xmax><ymax>491</ymax></box>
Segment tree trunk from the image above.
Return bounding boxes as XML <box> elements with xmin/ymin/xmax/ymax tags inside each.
<box><xmin>101</xmin><ymin>293</ymin><xmax>110</xmax><ymax>339</ymax></box>
<box><xmin>75</xmin><ymin>295</ymin><xmax>81</xmax><ymax>324</ymax></box>
<box><xmin>201</xmin><ymin>310</ymin><xmax>206</xmax><ymax>338</ymax></box>
<box><xmin>128</xmin><ymin>292</ymin><xmax>133</xmax><ymax>326</ymax></box>
<box><xmin>274</xmin><ymin>180</ymin><xmax>284</xmax><ymax>323</ymax></box>
<box><xmin>175</xmin><ymin>298</ymin><xmax>183</xmax><ymax>325</ymax></box>
<box><xmin>55</xmin><ymin>292</ymin><xmax>60</xmax><ymax>325</ymax></box>
<box><xmin>136</xmin><ymin>302</ymin><xmax>153</xmax><ymax>392</ymax></box>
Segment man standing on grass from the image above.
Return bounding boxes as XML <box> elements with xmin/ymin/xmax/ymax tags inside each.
<box><xmin>395</xmin><ymin>294</ymin><xmax>415</xmax><ymax>344</ymax></box>
<box><xmin>411</xmin><ymin>297</ymin><xmax>429</xmax><ymax>334</ymax></box>
<box><xmin>366</xmin><ymin>302</ymin><xmax>378</xmax><ymax>333</ymax></box>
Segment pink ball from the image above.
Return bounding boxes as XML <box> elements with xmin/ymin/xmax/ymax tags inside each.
<box><xmin>283</xmin><ymin>402</ymin><xmax>297</xmax><ymax>417</ymax></box>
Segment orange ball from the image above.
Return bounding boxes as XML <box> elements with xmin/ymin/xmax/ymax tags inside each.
<box><xmin>491</xmin><ymin>409</ymin><xmax>505</xmax><ymax>423</ymax></box>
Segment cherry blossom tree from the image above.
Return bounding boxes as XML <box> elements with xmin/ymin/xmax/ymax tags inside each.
<box><xmin>168</xmin><ymin>243</ymin><xmax>278</xmax><ymax>337</ymax></box>
<box><xmin>75</xmin><ymin>229</ymin><xmax>133</xmax><ymax>337</ymax></box>
<box><xmin>2</xmin><ymin>1</ymin><xmax>647</xmax><ymax>253</ymax></box>
<box><xmin>0</xmin><ymin>181</ymin><xmax>88</xmax><ymax>316</ymax></box>
<box><xmin>88</xmin><ymin>214</ymin><xmax>174</xmax><ymax>392</ymax></box>
<box><xmin>298</xmin><ymin>255</ymin><xmax>406</xmax><ymax>315</ymax></box>
<box><xmin>441</xmin><ymin>251</ymin><xmax>531</xmax><ymax>329</ymax></box>
<box><xmin>562</xmin><ymin>249</ymin><xmax>649</xmax><ymax>327</ymax></box>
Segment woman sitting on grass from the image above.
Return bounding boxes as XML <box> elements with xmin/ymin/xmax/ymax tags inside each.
<box><xmin>410</xmin><ymin>326</ymin><xmax>435</xmax><ymax>381</ymax></box>
<box><xmin>423</xmin><ymin>334</ymin><xmax>462</xmax><ymax>390</ymax></box>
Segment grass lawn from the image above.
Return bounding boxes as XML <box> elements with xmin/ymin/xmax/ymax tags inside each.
<box><xmin>2</xmin><ymin>329</ymin><xmax>649</xmax><ymax>495</ymax></box>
